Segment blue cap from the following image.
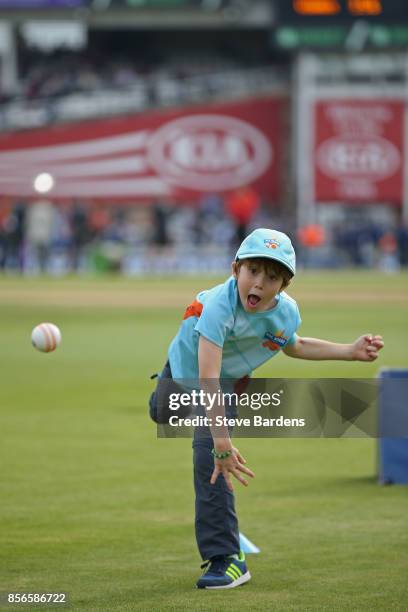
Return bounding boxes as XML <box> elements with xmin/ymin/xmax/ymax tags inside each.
<box><xmin>235</xmin><ymin>228</ymin><xmax>296</xmax><ymax>276</ymax></box>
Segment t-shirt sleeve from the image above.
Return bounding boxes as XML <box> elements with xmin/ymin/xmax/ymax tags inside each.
<box><xmin>286</xmin><ymin>303</ymin><xmax>302</xmax><ymax>346</ymax></box>
<box><xmin>194</xmin><ymin>290</ymin><xmax>234</xmax><ymax>348</ymax></box>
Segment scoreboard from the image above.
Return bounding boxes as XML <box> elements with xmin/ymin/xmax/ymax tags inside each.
<box><xmin>278</xmin><ymin>0</ymin><xmax>408</xmax><ymax>23</ymax></box>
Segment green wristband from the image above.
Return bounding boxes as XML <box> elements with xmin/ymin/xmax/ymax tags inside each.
<box><xmin>211</xmin><ymin>448</ymin><xmax>232</xmax><ymax>460</ymax></box>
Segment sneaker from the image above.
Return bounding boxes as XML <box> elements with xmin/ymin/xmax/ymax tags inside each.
<box><xmin>196</xmin><ymin>551</ymin><xmax>251</xmax><ymax>590</ymax></box>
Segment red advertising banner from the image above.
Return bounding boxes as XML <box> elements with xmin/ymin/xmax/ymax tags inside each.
<box><xmin>314</xmin><ymin>100</ymin><xmax>404</xmax><ymax>203</ymax></box>
<box><xmin>0</xmin><ymin>95</ymin><xmax>285</xmax><ymax>202</ymax></box>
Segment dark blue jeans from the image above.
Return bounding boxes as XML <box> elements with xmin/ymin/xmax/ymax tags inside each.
<box><xmin>149</xmin><ymin>362</ymin><xmax>240</xmax><ymax>560</ymax></box>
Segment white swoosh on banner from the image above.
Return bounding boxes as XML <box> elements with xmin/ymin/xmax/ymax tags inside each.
<box><xmin>0</xmin><ymin>178</ymin><xmax>170</xmax><ymax>197</ymax></box>
<box><xmin>0</xmin><ymin>130</ymin><xmax>150</xmax><ymax>163</ymax></box>
<box><xmin>0</xmin><ymin>130</ymin><xmax>156</xmax><ymax>196</ymax></box>
<box><xmin>0</xmin><ymin>155</ymin><xmax>148</xmax><ymax>177</ymax></box>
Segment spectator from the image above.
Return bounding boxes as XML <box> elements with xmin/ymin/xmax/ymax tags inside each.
<box><xmin>25</xmin><ymin>200</ymin><xmax>55</xmax><ymax>273</ymax></box>
<box><xmin>151</xmin><ymin>203</ymin><xmax>170</xmax><ymax>246</ymax></box>
<box><xmin>378</xmin><ymin>230</ymin><xmax>400</xmax><ymax>273</ymax></box>
<box><xmin>3</xmin><ymin>202</ymin><xmax>26</xmax><ymax>272</ymax></box>
<box><xmin>70</xmin><ymin>203</ymin><xmax>90</xmax><ymax>271</ymax></box>
<box><xmin>225</xmin><ymin>185</ymin><xmax>260</xmax><ymax>247</ymax></box>
<box><xmin>397</xmin><ymin>224</ymin><xmax>408</xmax><ymax>267</ymax></box>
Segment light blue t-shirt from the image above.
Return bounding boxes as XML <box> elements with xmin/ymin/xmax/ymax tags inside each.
<box><xmin>168</xmin><ymin>276</ymin><xmax>301</xmax><ymax>381</ymax></box>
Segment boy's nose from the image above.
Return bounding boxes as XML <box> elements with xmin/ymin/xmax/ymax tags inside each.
<box><xmin>254</xmin><ymin>273</ymin><xmax>265</xmax><ymax>288</ymax></box>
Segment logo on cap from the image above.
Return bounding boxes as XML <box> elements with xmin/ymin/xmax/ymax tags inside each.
<box><xmin>264</xmin><ymin>238</ymin><xmax>280</xmax><ymax>250</ymax></box>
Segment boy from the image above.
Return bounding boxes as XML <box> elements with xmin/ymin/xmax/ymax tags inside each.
<box><xmin>149</xmin><ymin>228</ymin><xmax>384</xmax><ymax>590</ymax></box>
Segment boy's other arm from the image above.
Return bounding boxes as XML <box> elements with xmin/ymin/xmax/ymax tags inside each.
<box><xmin>198</xmin><ymin>335</ymin><xmax>255</xmax><ymax>490</ymax></box>
<box><xmin>283</xmin><ymin>334</ymin><xmax>384</xmax><ymax>362</ymax></box>
<box><xmin>198</xmin><ymin>334</ymin><xmax>223</xmax><ymax>378</ymax></box>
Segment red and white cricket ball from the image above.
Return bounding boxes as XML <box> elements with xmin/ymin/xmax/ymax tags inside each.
<box><xmin>31</xmin><ymin>322</ymin><xmax>62</xmax><ymax>353</ymax></box>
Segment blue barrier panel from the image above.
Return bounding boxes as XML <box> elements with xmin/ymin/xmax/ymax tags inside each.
<box><xmin>378</xmin><ymin>369</ymin><xmax>408</xmax><ymax>485</ymax></box>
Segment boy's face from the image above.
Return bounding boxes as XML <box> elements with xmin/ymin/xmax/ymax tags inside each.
<box><xmin>232</xmin><ymin>259</ymin><xmax>286</xmax><ymax>313</ymax></box>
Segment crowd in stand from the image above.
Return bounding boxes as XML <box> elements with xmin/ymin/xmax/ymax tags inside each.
<box><xmin>1</xmin><ymin>40</ymin><xmax>279</xmax><ymax>105</ymax></box>
<box><xmin>10</xmin><ymin>52</ymin><xmax>160</xmax><ymax>102</ymax></box>
<box><xmin>0</xmin><ymin>197</ymin><xmax>406</xmax><ymax>275</ymax></box>
<box><xmin>0</xmin><ymin>48</ymin><xmax>283</xmax><ymax>131</ymax></box>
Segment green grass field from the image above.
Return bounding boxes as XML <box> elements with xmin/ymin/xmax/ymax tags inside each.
<box><xmin>0</xmin><ymin>272</ymin><xmax>407</xmax><ymax>611</ymax></box>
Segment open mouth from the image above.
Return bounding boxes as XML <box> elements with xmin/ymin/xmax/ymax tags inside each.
<box><xmin>247</xmin><ymin>294</ymin><xmax>261</xmax><ymax>308</ymax></box>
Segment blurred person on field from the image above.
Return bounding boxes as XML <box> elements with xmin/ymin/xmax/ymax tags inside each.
<box><xmin>225</xmin><ymin>185</ymin><xmax>260</xmax><ymax>247</ymax></box>
<box><xmin>148</xmin><ymin>227</ymin><xmax>384</xmax><ymax>590</ymax></box>
<box><xmin>95</xmin><ymin>208</ymin><xmax>128</xmax><ymax>273</ymax></box>
<box><xmin>151</xmin><ymin>202</ymin><xmax>170</xmax><ymax>247</ymax></box>
<box><xmin>3</xmin><ymin>202</ymin><xmax>26</xmax><ymax>272</ymax></box>
<box><xmin>378</xmin><ymin>230</ymin><xmax>400</xmax><ymax>273</ymax></box>
<box><xmin>0</xmin><ymin>204</ymin><xmax>8</xmax><ymax>269</ymax></box>
<box><xmin>89</xmin><ymin>205</ymin><xmax>111</xmax><ymax>239</ymax></box>
<box><xmin>297</xmin><ymin>224</ymin><xmax>325</xmax><ymax>269</ymax></box>
<box><xmin>397</xmin><ymin>223</ymin><xmax>408</xmax><ymax>267</ymax></box>
<box><xmin>26</xmin><ymin>200</ymin><xmax>55</xmax><ymax>273</ymax></box>
<box><xmin>193</xmin><ymin>193</ymin><xmax>224</xmax><ymax>246</ymax></box>
<box><xmin>70</xmin><ymin>203</ymin><xmax>90</xmax><ymax>272</ymax></box>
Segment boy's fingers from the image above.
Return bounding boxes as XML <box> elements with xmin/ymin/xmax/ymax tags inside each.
<box><xmin>210</xmin><ymin>467</ymin><xmax>220</xmax><ymax>485</ymax></box>
<box><xmin>232</xmin><ymin>469</ymin><xmax>248</xmax><ymax>487</ymax></box>
<box><xmin>367</xmin><ymin>335</ymin><xmax>384</xmax><ymax>348</ymax></box>
<box><xmin>222</xmin><ymin>470</ymin><xmax>234</xmax><ymax>491</ymax></box>
<box><xmin>236</xmin><ymin>464</ymin><xmax>255</xmax><ymax>478</ymax></box>
<box><xmin>235</xmin><ymin>451</ymin><xmax>246</xmax><ymax>464</ymax></box>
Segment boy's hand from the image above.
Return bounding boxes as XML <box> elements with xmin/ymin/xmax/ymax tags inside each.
<box><xmin>210</xmin><ymin>446</ymin><xmax>255</xmax><ymax>491</ymax></box>
<box><xmin>351</xmin><ymin>334</ymin><xmax>384</xmax><ymax>361</ymax></box>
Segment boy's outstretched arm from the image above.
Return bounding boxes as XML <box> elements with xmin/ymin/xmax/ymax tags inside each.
<box><xmin>283</xmin><ymin>334</ymin><xmax>384</xmax><ymax>361</ymax></box>
<box><xmin>198</xmin><ymin>335</ymin><xmax>255</xmax><ymax>491</ymax></box>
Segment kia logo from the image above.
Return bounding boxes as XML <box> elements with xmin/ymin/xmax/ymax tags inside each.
<box><xmin>317</xmin><ymin>136</ymin><xmax>400</xmax><ymax>181</ymax></box>
<box><xmin>147</xmin><ymin>115</ymin><xmax>272</xmax><ymax>190</ymax></box>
